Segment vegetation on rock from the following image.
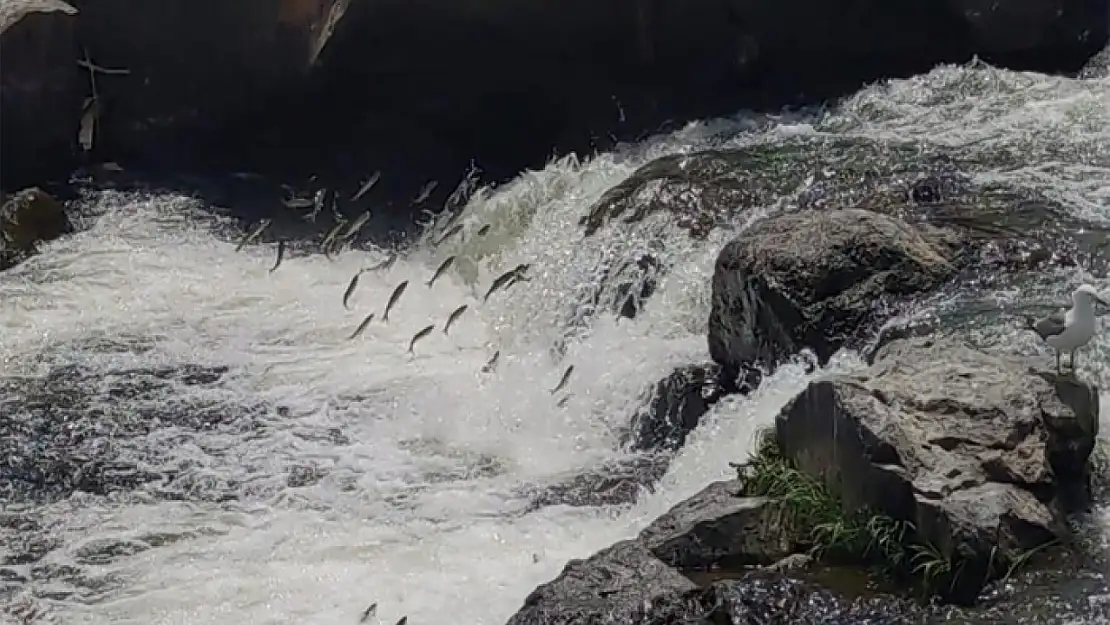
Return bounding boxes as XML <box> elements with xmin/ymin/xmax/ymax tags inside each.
<box><xmin>734</xmin><ymin>427</ymin><xmax>1063</xmax><ymax>603</ymax></box>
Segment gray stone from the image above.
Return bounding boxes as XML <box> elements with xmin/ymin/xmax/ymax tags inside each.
<box><xmin>707</xmin><ymin>209</ymin><xmax>956</xmax><ymax>377</ymax></box>
<box><xmin>775</xmin><ymin>336</ymin><xmax>1099</xmax><ymax>603</ymax></box>
<box><xmin>639</xmin><ymin>480</ymin><xmax>795</xmax><ymax>569</ymax></box>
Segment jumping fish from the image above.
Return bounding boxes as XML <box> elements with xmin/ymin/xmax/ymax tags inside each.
<box><xmin>235</xmin><ymin>219</ymin><xmax>271</xmax><ymax>252</ymax></box>
<box><xmin>476</xmin><ymin>224</ymin><xmax>491</xmax><ymax>236</ymax></box>
<box><xmin>312</xmin><ymin>188</ymin><xmax>327</xmax><ymax>216</ymax></box>
<box><xmin>351</xmin><ymin>170</ymin><xmax>381</xmax><ymax>202</ymax></box>
<box><xmin>556</xmin><ymin>393</ymin><xmax>573</xmax><ymax>408</ymax></box>
<box><xmin>342</xmin><ymin>210</ymin><xmax>372</xmax><ymax>241</ymax></box>
<box><xmin>394</xmin><ymin>618</ymin><xmax>408</xmax><ymax>625</ymax></box>
<box><xmin>342</xmin><ymin>270</ymin><xmax>365</xmax><ymax>309</ymax></box>
<box><xmin>282</xmin><ymin>197</ymin><xmax>314</xmax><ymax>209</ymax></box>
<box><xmin>269</xmin><ymin>240</ymin><xmax>286</xmax><ymax>273</ymax></box>
<box><xmin>426</xmin><ymin>256</ymin><xmax>456</xmax><ymax>288</ymax></box>
<box><xmin>433</xmin><ymin>223</ymin><xmax>463</xmax><ymax>247</ymax></box>
<box><xmin>443</xmin><ymin>304</ymin><xmax>468</xmax><ymax>335</ymax></box>
<box><xmin>382</xmin><ymin>280</ymin><xmax>409</xmax><ymax>322</ymax></box>
<box><xmin>412</xmin><ymin>180</ymin><xmax>438</xmax><ymax>204</ymax></box>
<box><xmin>320</xmin><ymin>220</ymin><xmax>346</xmax><ymax>254</ymax></box>
<box><xmin>369</xmin><ymin>251</ymin><xmax>398</xmax><ymax>272</ymax></box>
<box><xmin>444</xmin><ymin>162</ymin><xmax>481</xmax><ymax>212</ymax></box>
<box><xmin>408</xmin><ymin>324</ymin><xmax>435</xmax><ymax>354</ymax></box>
<box><xmin>549</xmin><ymin>364</ymin><xmax>574</xmax><ymax>394</ymax></box>
<box><xmin>358</xmin><ymin>603</ymin><xmax>377</xmax><ymax>624</ymax></box>
<box><xmin>348</xmin><ymin>313</ymin><xmax>375</xmax><ymax>340</ymax></box>
<box><xmin>481</xmin><ymin>350</ymin><xmax>500</xmax><ymax>373</ymax></box>
<box><xmin>483</xmin><ymin>264</ymin><xmax>531</xmax><ymax>302</ymax></box>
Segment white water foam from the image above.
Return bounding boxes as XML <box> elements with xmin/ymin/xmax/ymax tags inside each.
<box><xmin>2</xmin><ymin>61</ymin><xmax>1109</xmax><ymax>624</ymax></box>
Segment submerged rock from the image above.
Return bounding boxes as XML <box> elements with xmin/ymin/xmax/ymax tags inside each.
<box><xmin>504</xmin><ymin>540</ymin><xmax>698</xmax><ymax>625</ymax></box>
<box><xmin>775</xmin><ymin>337</ymin><xmax>1100</xmax><ymax>603</ymax></box>
<box><xmin>522</xmin><ymin>454</ymin><xmax>670</xmax><ymax>511</ymax></box>
<box><xmin>0</xmin><ymin>187</ymin><xmax>74</xmax><ymax>270</ymax></box>
<box><xmin>624</xmin><ymin>363</ymin><xmax>736</xmax><ymax>453</ymax></box>
<box><xmin>707</xmin><ymin>209</ymin><xmax>956</xmax><ymax>377</ymax></box>
<box><xmin>639</xmin><ymin>480</ymin><xmax>795</xmax><ymax>569</ymax></box>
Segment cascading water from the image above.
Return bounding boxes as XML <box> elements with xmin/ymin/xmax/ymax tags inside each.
<box><xmin>2</xmin><ymin>57</ymin><xmax>1109</xmax><ymax>625</ymax></box>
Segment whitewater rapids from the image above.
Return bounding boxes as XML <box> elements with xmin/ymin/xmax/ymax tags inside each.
<box><xmin>2</xmin><ymin>58</ymin><xmax>1109</xmax><ymax>624</ymax></box>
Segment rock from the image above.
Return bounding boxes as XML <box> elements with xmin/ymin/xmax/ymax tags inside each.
<box><xmin>950</xmin><ymin>0</ymin><xmax>1108</xmax><ymax>60</ymax></box>
<box><xmin>3</xmin><ymin>0</ymin><xmax>350</xmax><ymax>187</ymax></box>
<box><xmin>0</xmin><ymin>1</ymin><xmax>82</xmax><ymax>190</ymax></box>
<box><xmin>707</xmin><ymin>209</ymin><xmax>956</xmax><ymax>377</ymax></box>
<box><xmin>672</xmin><ymin>574</ymin><xmax>933</xmax><ymax>624</ymax></box>
<box><xmin>639</xmin><ymin>481</ymin><xmax>795</xmax><ymax>569</ymax></box>
<box><xmin>0</xmin><ymin>188</ymin><xmax>74</xmax><ymax>270</ymax></box>
<box><xmin>624</xmin><ymin>363</ymin><xmax>736</xmax><ymax>453</ymax></box>
<box><xmin>522</xmin><ymin>454</ymin><xmax>670</xmax><ymax>511</ymax></box>
<box><xmin>6</xmin><ymin>3</ymin><xmax>1105</xmax><ymax>209</ymax></box>
<box><xmin>504</xmin><ymin>540</ymin><xmax>698</xmax><ymax>625</ymax></box>
<box><xmin>775</xmin><ymin>337</ymin><xmax>1099</xmax><ymax>603</ymax></box>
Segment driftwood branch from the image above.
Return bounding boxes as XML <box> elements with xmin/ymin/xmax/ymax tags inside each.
<box><xmin>76</xmin><ymin>58</ymin><xmax>131</xmax><ymax>75</ymax></box>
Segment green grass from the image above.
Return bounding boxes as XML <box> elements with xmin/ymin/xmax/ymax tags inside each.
<box><xmin>733</xmin><ymin>427</ymin><xmax>1057</xmax><ymax>599</ymax></box>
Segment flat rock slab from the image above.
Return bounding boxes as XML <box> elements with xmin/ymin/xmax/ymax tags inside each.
<box><xmin>505</xmin><ymin>540</ymin><xmax>697</xmax><ymax>625</ymax></box>
<box><xmin>639</xmin><ymin>480</ymin><xmax>794</xmax><ymax>569</ymax></box>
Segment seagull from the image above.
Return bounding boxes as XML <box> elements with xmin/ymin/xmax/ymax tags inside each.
<box><xmin>1023</xmin><ymin>284</ymin><xmax>1109</xmax><ymax>373</ymax></box>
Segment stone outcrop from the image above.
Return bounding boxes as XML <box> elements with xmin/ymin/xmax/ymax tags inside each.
<box><xmin>623</xmin><ymin>363</ymin><xmax>736</xmax><ymax>453</ymax></box>
<box><xmin>775</xmin><ymin>337</ymin><xmax>1099</xmax><ymax>603</ymax></box>
<box><xmin>2</xmin><ymin>2</ymin><xmax>1105</xmax><ymax>210</ymax></box>
<box><xmin>638</xmin><ymin>481</ymin><xmax>795</xmax><ymax>569</ymax></box>
<box><xmin>0</xmin><ymin>1</ymin><xmax>81</xmax><ymax>190</ymax></box>
<box><xmin>0</xmin><ymin>188</ymin><xmax>73</xmax><ymax>271</ymax></box>
<box><xmin>707</xmin><ymin>209</ymin><xmax>956</xmax><ymax>377</ymax></box>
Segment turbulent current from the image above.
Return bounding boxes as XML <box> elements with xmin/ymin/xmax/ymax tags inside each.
<box><xmin>2</xmin><ymin>59</ymin><xmax>1110</xmax><ymax>624</ymax></box>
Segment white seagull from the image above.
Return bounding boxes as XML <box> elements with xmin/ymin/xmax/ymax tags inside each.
<box><xmin>1023</xmin><ymin>284</ymin><xmax>1109</xmax><ymax>373</ymax></box>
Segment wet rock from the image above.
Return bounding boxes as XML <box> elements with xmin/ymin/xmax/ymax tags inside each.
<box><xmin>504</xmin><ymin>540</ymin><xmax>698</xmax><ymax>625</ymax></box>
<box><xmin>0</xmin><ymin>187</ymin><xmax>74</xmax><ymax>271</ymax></box>
<box><xmin>665</xmin><ymin>573</ymin><xmax>933</xmax><ymax>625</ymax></box>
<box><xmin>0</xmin><ymin>1</ymin><xmax>81</xmax><ymax>190</ymax></box>
<box><xmin>523</xmin><ymin>454</ymin><xmax>670</xmax><ymax>511</ymax></box>
<box><xmin>707</xmin><ymin>209</ymin><xmax>956</xmax><ymax>377</ymax></box>
<box><xmin>639</xmin><ymin>481</ymin><xmax>796</xmax><ymax>569</ymax></box>
<box><xmin>775</xmin><ymin>337</ymin><xmax>1100</xmax><ymax>604</ymax></box>
<box><xmin>624</xmin><ymin>363</ymin><xmax>736</xmax><ymax>453</ymax></box>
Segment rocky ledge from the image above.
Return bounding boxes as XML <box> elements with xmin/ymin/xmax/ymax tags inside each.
<box><xmin>507</xmin><ymin>337</ymin><xmax>1103</xmax><ymax>623</ymax></box>
<box><xmin>2</xmin><ymin>0</ymin><xmax>1107</xmax><ymax>211</ymax></box>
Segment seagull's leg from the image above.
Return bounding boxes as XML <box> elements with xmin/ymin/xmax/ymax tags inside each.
<box><xmin>1072</xmin><ymin>349</ymin><xmax>1080</xmax><ymax>370</ymax></box>
<box><xmin>1055</xmin><ymin>351</ymin><xmax>1061</xmax><ymax>374</ymax></box>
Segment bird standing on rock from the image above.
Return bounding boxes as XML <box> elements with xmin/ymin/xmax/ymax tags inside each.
<box><xmin>1023</xmin><ymin>284</ymin><xmax>1109</xmax><ymax>373</ymax></box>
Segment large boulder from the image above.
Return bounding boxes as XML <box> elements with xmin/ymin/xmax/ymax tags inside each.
<box><xmin>4</xmin><ymin>2</ymin><xmax>1106</xmax><ymax>207</ymax></box>
<box><xmin>707</xmin><ymin>209</ymin><xmax>956</xmax><ymax>377</ymax></box>
<box><xmin>0</xmin><ymin>1</ymin><xmax>81</xmax><ymax>190</ymax></box>
<box><xmin>775</xmin><ymin>337</ymin><xmax>1100</xmax><ymax>603</ymax></box>
<box><xmin>0</xmin><ymin>188</ymin><xmax>73</xmax><ymax>271</ymax></box>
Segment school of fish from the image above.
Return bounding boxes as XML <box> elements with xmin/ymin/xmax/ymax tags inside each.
<box><xmin>234</xmin><ymin>172</ymin><xmax>577</xmax><ymax>623</ymax></box>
